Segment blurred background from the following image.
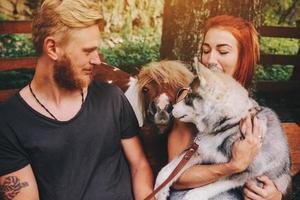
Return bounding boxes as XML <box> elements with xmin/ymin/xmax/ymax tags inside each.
<box><xmin>0</xmin><ymin>0</ymin><xmax>299</xmax><ymax>123</ymax></box>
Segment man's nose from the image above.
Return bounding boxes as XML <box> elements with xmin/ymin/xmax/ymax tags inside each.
<box><xmin>90</xmin><ymin>56</ymin><xmax>101</xmax><ymax>65</ymax></box>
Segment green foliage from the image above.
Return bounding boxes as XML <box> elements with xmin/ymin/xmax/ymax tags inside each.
<box><xmin>262</xmin><ymin>0</ymin><xmax>298</xmax><ymax>26</ymax></box>
<box><xmin>255</xmin><ymin>37</ymin><xmax>299</xmax><ymax>81</ymax></box>
<box><xmin>0</xmin><ymin>34</ymin><xmax>36</xmax><ymax>89</ymax></box>
<box><xmin>0</xmin><ymin>69</ymin><xmax>34</xmax><ymax>90</ymax></box>
<box><xmin>255</xmin><ymin>0</ymin><xmax>299</xmax><ymax>81</ymax></box>
<box><xmin>0</xmin><ymin>34</ymin><xmax>36</xmax><ymax>58</ymax></box>
<box><xmin>255</xmin><ymin>65</ymin><xmax>294</xmax><ymax>81</ymax></box>
<box><xmin>260</xmin><ymin>37</ymin><xmax>298</xmax><ymax>55</ymax></box>
<box><xmin>100</xmin><ymin>37</ymin><xmax>160</xmax><ymax>74</ymax></box>
<box><xmin>0</xmin><ymin>13</ymin><xmax>5</xmax><ymax>21</ymax></box>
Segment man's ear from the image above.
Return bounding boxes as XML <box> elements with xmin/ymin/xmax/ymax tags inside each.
<box><xmin>43</xmin><ymin>36</ymin><xmax>59</xmax><ymax>61</ymax></box>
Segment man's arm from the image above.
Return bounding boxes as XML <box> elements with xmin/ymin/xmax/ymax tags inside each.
<box><xmin>121</xmin><ymin>136</ymin><xmax>153</xmax><ymax>200</ymax></box>
<box><xmin>0</xmin><ymin>165</ymin><xmax>39</xmax><ymax>200</ymax></box>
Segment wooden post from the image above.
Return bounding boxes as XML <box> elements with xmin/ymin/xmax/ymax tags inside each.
<box><xmin>290</xmin><ymin>20</ymin><xmax>300</xmax><ymax>80</ymax></box>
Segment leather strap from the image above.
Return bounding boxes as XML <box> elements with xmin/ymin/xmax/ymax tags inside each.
<box><xmin>144</xmin><ymin>142</ymin><xmax>199</xmax><ymax>200</ymax></box>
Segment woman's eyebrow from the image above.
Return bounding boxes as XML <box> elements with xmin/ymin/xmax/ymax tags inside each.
<box><xmin>216</xmin><ymin>44</ymin><xmax>232</xmax><ymax>48</ymax></box>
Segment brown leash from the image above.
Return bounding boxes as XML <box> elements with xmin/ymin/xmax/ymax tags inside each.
<box><xmin>144</xmin><ymin>142</ymin><xmax>199</xmax><ymax>200</ymax></box>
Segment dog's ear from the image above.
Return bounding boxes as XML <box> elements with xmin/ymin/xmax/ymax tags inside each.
<box><xmin>193</xmin><ymin>58</ymin><xmax>207</xmax><ymax>88</ymax></box>
<box><xmin>193</xmin><ymin>57</ymin><xmax>225</xmax><ymax>92</ymax></box>
<box><xmin>190</xmin><ymin>76</ymin><xmax>201</xmax><ymax>92</ymax></box>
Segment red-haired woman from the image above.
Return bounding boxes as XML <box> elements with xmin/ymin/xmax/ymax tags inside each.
<box><xmin>168</xmin><ymin>15</ymin><xmax>283</xmax><ymax>200</ymax></box>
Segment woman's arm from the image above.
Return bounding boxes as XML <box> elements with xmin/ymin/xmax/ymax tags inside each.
<box><xmin>168</xmin><ymin>115</ymin><xmax>262</xmax><ymax>189</ymax></box>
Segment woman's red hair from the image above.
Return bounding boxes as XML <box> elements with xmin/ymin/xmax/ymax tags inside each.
<box><xmin>201</xmin><ymin>15</ymin><xmax>259</xmax><ymax>88</ymax></box>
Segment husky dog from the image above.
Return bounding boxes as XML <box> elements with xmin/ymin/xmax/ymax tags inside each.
<box><xmin>154</xmin><ymin>64</ymin><xmax>291</xmax><ymax>200</ymax></box>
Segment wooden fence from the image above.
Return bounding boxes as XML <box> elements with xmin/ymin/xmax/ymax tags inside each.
<box><xmin>257</xmin><ymin>26</ymin><xmax>300</xmax><ymax>93</ymax></box>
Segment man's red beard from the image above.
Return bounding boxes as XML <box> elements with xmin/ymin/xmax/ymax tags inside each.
<box><xmin>53</xmin><ymin>55</ymin><xmax>92</xmax><ymax>90</ymax></box>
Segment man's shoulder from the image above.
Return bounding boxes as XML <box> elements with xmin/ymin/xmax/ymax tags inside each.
<box><xmin>0</xmin><ymin>96</ymin><xmax>15</xmax><ymax>129</ymax></box>
<box><xmin>90</xmin><ymin>80</ymin><xmax>123</xmax><ymax>96</ymax></box>
<box><xmin>0</xmin><ymin>94</ymin><xmax>19</xmax><ymax>115</ymax></box>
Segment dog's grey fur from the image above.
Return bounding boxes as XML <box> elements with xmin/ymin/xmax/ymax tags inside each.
<box><xmin>154</xmin><ymin>64</ymin><xmax>291</xmax><ymax>200</ymax></box>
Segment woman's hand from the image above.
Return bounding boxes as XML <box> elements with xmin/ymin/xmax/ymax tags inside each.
<box><xmin>243</xmin><ymin>176</ymin><xmax>282</xmax><ymax>200</ymax></box>
<box><xmin>229</xmin><ymin>114</ymin><xmax>262</xmax><ymax>173</ymax></box>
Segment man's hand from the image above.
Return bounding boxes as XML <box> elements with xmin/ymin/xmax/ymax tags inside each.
<box><xmin>243</xmin><ymin>176</ymin><xmax>282</xmax><ymax>200</ymax></box>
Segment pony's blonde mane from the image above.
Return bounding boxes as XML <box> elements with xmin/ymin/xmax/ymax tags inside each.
<box><xmin>137</xmin><ymin>60</ymin><xmax>194</xmax><ymax>91</ymax></box>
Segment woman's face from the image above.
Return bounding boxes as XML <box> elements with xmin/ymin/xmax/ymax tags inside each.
<box><xmin>201</xmin><ymin>27</ymin><xmax>239</xmax><ymax>76</ymax></box>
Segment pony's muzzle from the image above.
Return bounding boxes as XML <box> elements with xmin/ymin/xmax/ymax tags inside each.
<box><xmin>154</xmin><ymin>110</ymin><xmax>170</xmax><ymax>125</ymax></box>
<box><xmin>148</xmin><ymin>101</ymin><xmax>173</xmax><ymax>126</ymax></box>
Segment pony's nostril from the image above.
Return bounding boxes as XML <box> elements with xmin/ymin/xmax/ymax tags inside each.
<box><xmin>148</xmin><ymin>101</ymin><xmax>157</xmax><ymax>115</ymax></box>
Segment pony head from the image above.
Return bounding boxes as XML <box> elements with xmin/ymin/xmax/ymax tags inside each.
<box><xmin>137</xmin><ymin>60</ymin><xmax>194</xmax><ymax>133</ymax></box>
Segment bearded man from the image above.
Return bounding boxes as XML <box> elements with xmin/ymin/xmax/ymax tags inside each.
<box><xmin>0</xmin><ymin>0</ymin><xmax>153</xmax><ymax>199</ymax></box>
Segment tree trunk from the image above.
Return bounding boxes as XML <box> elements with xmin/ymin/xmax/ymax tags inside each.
<box><xmin>160</xmin><ymin>0</ymin><xmax>263</xmax><ymax>64</ymax></box>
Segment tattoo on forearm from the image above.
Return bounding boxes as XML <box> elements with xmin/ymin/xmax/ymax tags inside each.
<box><xmin>0</xmin><ymin>176</ymin><xmax>29</xmax><ymax>200</ymax></box>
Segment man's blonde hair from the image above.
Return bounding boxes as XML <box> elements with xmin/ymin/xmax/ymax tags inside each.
<box><xmin>32</xmin><ymin>0</ymin><xmax>102</xmax><ymax>55</ymax></box>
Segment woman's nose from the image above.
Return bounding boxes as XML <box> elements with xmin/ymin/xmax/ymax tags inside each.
<box><xmin>206</xmin><ymin>52</ymin><xmax>223</xmax><ymax>72</ymax></box>
<box><xmin>207</xmin><ymin>51</ymin><xmax>217</xmax><ymax>64</ymax></box>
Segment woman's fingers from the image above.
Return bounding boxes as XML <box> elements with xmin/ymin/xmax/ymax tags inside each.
<box><xmin>245</xmin><ymin>180</ymin><xmax>266</xmax><ymax>197</ymax></box>
<box><xmin>244</xmin><ymin>114</ymin><xmax>252</xmax><ymax>137</ymax></box>
<box><xmin>257</xmin><ymin>175</ymin><xmax>273</xmax><ymax>186</ymax></box>
<box><xmin>243</xmin><ymin>185</ymin><xmax>264</xmax><ymax>200</ymax></box>
<box><xmin>240</xmin><ymin>114</ymin><xmax>262</xmax><ymax>145</ymax></box>
<box><xmin>244</xmin><ymin>176</ymin><xmax>282</xmax><ymax>200</ymax></box>
<box><xmin>252</xmin><ymin>116</ymin><xmax>262</xmax><ymax>142</ymax></box>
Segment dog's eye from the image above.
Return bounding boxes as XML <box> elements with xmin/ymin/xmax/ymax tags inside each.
<box><xmin>184</xmin><ymin>93</ymin><xmax>202</xmax><ymax>106</ymax></box>
<box><xmin>184</xmin><ymin>93</ymin><xmax>194</xmax><ymax>105</ymax></box>
<box><xmin>175</xmin><ymin>87</ymin><xmax>190</xmax><ymax>103</ymax></box>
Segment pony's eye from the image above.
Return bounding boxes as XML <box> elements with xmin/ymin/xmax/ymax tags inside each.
<box><xmin>142</xmin><ymin>87</ymin><xmax>149</xmax><ymax>94</ymax></box>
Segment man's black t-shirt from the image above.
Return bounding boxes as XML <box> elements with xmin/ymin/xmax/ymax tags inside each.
<box><xmin>0</xmin><ymin>81</ymin><xmax>139</xmax><ymax>200</ymax></box>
